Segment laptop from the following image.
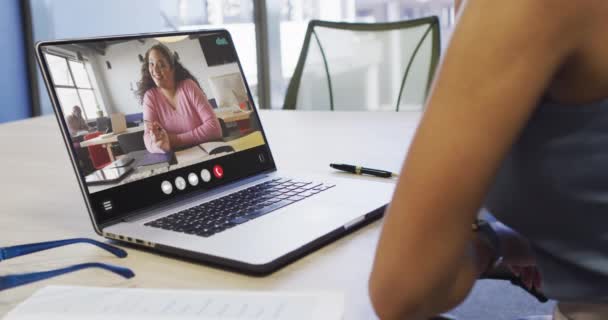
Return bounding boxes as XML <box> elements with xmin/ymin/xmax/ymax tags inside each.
<box><xmin>35</xmin><ymin>30</ymin><xmax>393</xmax><ymax>275</ymax></box>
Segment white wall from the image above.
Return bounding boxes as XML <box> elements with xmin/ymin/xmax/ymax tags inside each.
<box><xmin>30</xmin><ymin>0</ymin><xmax>162</xmax><ymax>115</ymax></box>
<box><xmin>88</xmin><ymin>37</ymin><xmax>243</xmax><ymax>115</ymax></box>
<box><xmin>49</xmin><ymin>0</ymin><xmax>161</xmax><ymax>39</ymax></box>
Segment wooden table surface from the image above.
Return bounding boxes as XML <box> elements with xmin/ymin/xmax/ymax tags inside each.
<box><xmin>0</xmin><ymin>110</ymin><xmax>422</xmax><ymax>318</ymax></box>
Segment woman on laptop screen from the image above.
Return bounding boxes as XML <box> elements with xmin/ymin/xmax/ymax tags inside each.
<box><xmin>136</xmin><ymin>43</ymin><xmax>222</xmax><ymax>154</ymax></box>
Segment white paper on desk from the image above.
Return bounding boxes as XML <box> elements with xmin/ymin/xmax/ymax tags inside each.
<box><xmin>4</xmin><ymin>286</ymin><xmax>344</xmax><ymax>320</ymax></box>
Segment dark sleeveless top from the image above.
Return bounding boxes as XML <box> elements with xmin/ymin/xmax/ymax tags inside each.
<box><xmin>485</xmin><ymin>98</ymin><xmax>608</xmax><ymax>302</ymax></box>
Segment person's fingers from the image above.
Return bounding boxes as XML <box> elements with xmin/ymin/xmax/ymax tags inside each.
<box><xmin>518</xmin><ymin>267</ymin><xmax>530</xmax><ymax>289</ymax></box>
<box><xmin>151</xmin><ymin>126</ymin><xmax>164</xmax><ymax>138</ymax></box>
<box><xmin>159</xmin><ymin>141</ymin><xmax>170</xmax><ymax>152</ymax></box>
<box><xmin>151</xmin><ymin>131</ymin><xmax>159</xmax><ymax>142</ymax></box>
<box><xmin>153</xmin><ymin>126</ymin><xmax>168</xmax><ymax>139</ymax></box>
<box><xmin>533</xmin><ymin>268</ymin><xmax>542</xmax><ymax>290</ymax></box>
<box><xmin>153</xmin><ymin>121</ymin><xmax>164</xmax><ymax>131</ymax></box>
<box><xmin>522</xmin><ymin>266</ymin><xmax>542</xmax><ymax>290</ymax></box>
<box><xmin>507</xmin><ymin>264</ymin><xmax>543</xmax><ymax>293</ymax></box>
<box><xmin>508</xmin><ymin>265</ymin><xmax>522</xmax><ymax>277</ymax></box>
<box><xmin>147</xmin><ymin>122</ymin><xmax>159</xmax><ymax>132</ymax></box>
<box><xmin>527</xmin><ymin>268</ymin><xmax>536</xmax><ymax>289</ymax></box>
<box><xmin>509</xmin><ymin>265</ymin><xmax>531</xmax><ymax>289</ymax></box>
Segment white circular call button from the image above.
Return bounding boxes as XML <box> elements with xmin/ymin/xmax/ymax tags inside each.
<box><xmin>200</xmin><ymin>169</ymin><xmax>212</xmax><ymax>183</ymax></box>
<box><xmin>175</xmin><ymin>176</ymin><xmax>187</xmax><ymax>191</ymax></box>
<box><xmin>188</xmin><ymin>172</ymin><xmax>199</xmax><ymax>186</ymax></box>
<box><xmin>161</xmin><ymin>181</ymin><xmax>173</xmax><ymax>195</ymax></box>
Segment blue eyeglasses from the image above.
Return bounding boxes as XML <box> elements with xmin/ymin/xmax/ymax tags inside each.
<box><xmin>0</xmin><ymin>238</ymin><xmax>135</xmax><ymax>291</ymax></box>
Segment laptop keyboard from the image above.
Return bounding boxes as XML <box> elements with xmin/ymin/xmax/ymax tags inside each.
<box><xmin>144</xmin><ymin>178</ymin><xmax>335</xmax><ymax>237</ymax></box>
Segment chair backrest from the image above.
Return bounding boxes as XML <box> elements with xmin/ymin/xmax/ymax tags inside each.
<box><xmin>96</xmin><ymin>116</ymin><xmax>112</xmax><ymax>133</ymax></box>
<box><xmin>117</xmin><ymin>130</ymin><xmax>146</xmax><ymax>154</ymax></box>
<box><xmin>84</xmin><ymin>131</ymin><xmax>111</xmax><ymax>170</ymax></box>
<box><xmin>283</xmin><ymin>17</ymin><xmax>441</xmax><ymax>111</ymax></box>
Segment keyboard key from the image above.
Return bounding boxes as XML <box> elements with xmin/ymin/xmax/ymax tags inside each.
<box><xmin>299</xmin><ymin>190</ymin><xmax>318</xmax><ymax>197</ymax></box>
<box><xmin>145</xmin><ymin>179</ymin><xmax>332</xmax><ymax>237</ymax></box>
<box><xmin>242</xmin><ymin>200</ymin><xmax>294</xmax><ymax>219</ymax></box>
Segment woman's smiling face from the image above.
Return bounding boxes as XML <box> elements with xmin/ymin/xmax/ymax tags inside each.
<box><xmin>148</xmin><ymin>48</ymin><xmax>175</xmax><ymax>89</ymax></box>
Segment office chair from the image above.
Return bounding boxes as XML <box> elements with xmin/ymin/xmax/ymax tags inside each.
<box><xmin>84</xmin><ymin>132</ymin><xmax>112</xmax><ymax>170</ymax></box>
<box><xmin>117</xmin><ymin>130</ymin><xmax>146</xmax><ymax>154</ymax></box>
<box><xmin>283</xmin><ymin>17</ymin><xmax>441</xmax><ymax>111</ymax></box>
<box><xmin>96</xmin><ymin>116</ymin><xmax>112</xmax><ymax>133</ymax></box>
<box><xmin>218</xmin><ymin>118</ymin><xmax>230</xmax><ymax>138</ymax></box>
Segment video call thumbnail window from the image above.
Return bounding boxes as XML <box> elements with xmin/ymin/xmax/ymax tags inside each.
<box><xmin>43</xmin><ymin>34</ymin><xmax>266</xmax><ymax>194</ymax></box>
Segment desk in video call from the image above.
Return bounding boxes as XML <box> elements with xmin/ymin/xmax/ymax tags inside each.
<box><xmin>86</xmin><ymin>131</ymin><xmax>265</xmax><ymax>194</ymax></box>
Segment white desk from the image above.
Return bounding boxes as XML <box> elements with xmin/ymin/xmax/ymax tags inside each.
<box><xmin>79</xmin><ymin>126</ymin><xmax>145</xmax><ymax>148</ymax></box>
<box><xmin>215</xmin><ymin>109</ymin><xmax>253</xmax><ymax>123</ymax></box>
<box><xmin>87</xmin><ymin>131</ymin><xmax>267</xmax><ymax>194</ymax></box>
<box><xmin>0</xmin><ymin>110</ymin><xmax>422</xmax><ymax>318</ymax></box>
<box><xmin>79</xmin><ymin>126</ymin><xmax>145</xmax><ymax>161</ymax></box>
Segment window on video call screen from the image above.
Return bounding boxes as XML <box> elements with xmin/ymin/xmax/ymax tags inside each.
<box><xmin>40</xmin><ymin>32</ymin><xmax>274</xmax><ymax>224</ymax></box>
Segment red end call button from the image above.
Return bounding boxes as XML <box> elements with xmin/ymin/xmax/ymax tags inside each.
<box><xmin>213</xmin><ymin>165</ymin><xmax>224</xmax><ymax>179</ymax></box>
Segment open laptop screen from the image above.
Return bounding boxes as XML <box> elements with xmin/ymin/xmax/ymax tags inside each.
<box><xmin>37</xmin><ymin>30</ymin><xmax>275</xmax><ymax>226</ymax></box>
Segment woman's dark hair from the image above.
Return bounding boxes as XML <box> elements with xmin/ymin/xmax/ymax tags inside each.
<box><xmin>135</xmin><ymin>43</ymin><xmax>202</xmax><ymax>104</ymax></box>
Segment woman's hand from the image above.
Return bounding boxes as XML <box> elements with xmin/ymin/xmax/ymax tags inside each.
<box><xmin>492</xmin><ymin>221</ymin><xmax>543</xmax><ymax>292</ymax></box>
<box><xmin>508</xmin><ymin>265</ymin><xmax>542</xmax><ymax>292</ymax></box>
<box><xmin>148</xmin><ymin>121</ymin><xmax>172</xmax><ymax>152</ymax></box>
<box><xmin>493</xmin><ymin>221</ymin><xmax>536</xmax><ymax>265</ymax></box>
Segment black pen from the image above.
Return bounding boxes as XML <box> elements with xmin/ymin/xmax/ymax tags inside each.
<box><xmin>330</xmin><ymin>163</ymin><xmax>398</xmax><ymax>178</ymax></box>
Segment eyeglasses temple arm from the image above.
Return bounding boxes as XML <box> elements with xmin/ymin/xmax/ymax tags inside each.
<box><xmin>0</xmin><ymin>238</ymin><xmax>127</xmax><ymax>261</ymax></box>
<box><xmin>0</xmin><ymin>262</ymin><xmax>135</xmax><ymax>291</ymax></box>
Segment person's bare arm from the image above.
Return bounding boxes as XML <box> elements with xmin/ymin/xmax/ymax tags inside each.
<box><xmin>368</xmin><ymin>0</ymin><xmax>593</xmax><ymax>319</ymax></box>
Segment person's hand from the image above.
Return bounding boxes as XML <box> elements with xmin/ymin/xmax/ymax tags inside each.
<box><xmin>147</xmin><ymin>121</ymin><xmax>172</xmax><ymax>152</ymax></box>
<box><xmin>493</xmin><ymin>221</ymin><xmax>537</xmax><ymax>265</ymax></box>
<box><xmin>492</xmin><ymin>221</ymin><xmax>543</xmax><ymax>292</ymax></box>
<box><xmin>507</xmin><ymin>265</ymin><xmax>542</xmax><ymax>292</ymax></box>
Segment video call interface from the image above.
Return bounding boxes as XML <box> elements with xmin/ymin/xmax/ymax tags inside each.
<box><xmin>42</xmin><ymin>33</ymin><xmax>268</xmax><ymax>198</ymax></box>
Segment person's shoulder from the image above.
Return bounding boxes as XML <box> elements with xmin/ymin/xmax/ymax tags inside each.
<box><xmin>180</xmin><ymin>79</ymin><xmax>207</xmax><ymax>99</ymax></box>
<box><xmin>143</xmin><ymin>87</ymin><xmax>160</xmax><ymax>101</ymax></box>
<box><xmin>180</xmin><ymin>78</ymin><xmax>199</xmax><ymax>91</ymax></box>
<box><xmin>142</xmin><ymin>88</ymin><xmax>160</xmax><ymax>109</ymax></box>
<box><xmin>528</xmin><ymin>0</ymin><xmax>599</xmax><ymax>24</ymax></box>
<box><xmin>464</xmin><ymin>0</ymin><xmax>598</xmax><ymax>46</ymax></box>
<box><xmin>468</xmin><ymin>0</ymin><xmax>596</xmax><ymax>11</ymax></box>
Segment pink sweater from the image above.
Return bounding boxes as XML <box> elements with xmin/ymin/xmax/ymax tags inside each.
<box><xmin>143</xmin><ymin>79</ymin><xmax>222</xmax><ymax>153</ymax></box>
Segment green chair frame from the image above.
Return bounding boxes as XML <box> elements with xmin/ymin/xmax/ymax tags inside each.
<box><xmin>283</xmin><ymin>17</ymin><xmax>441</xmax><ymax>111</ymax></box>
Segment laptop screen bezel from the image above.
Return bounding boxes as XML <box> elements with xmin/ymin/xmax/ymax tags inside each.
<box><xmin>35</xmin><ymin>29</ymin><xmax>278</xmax><ymax>230</ymax></box>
